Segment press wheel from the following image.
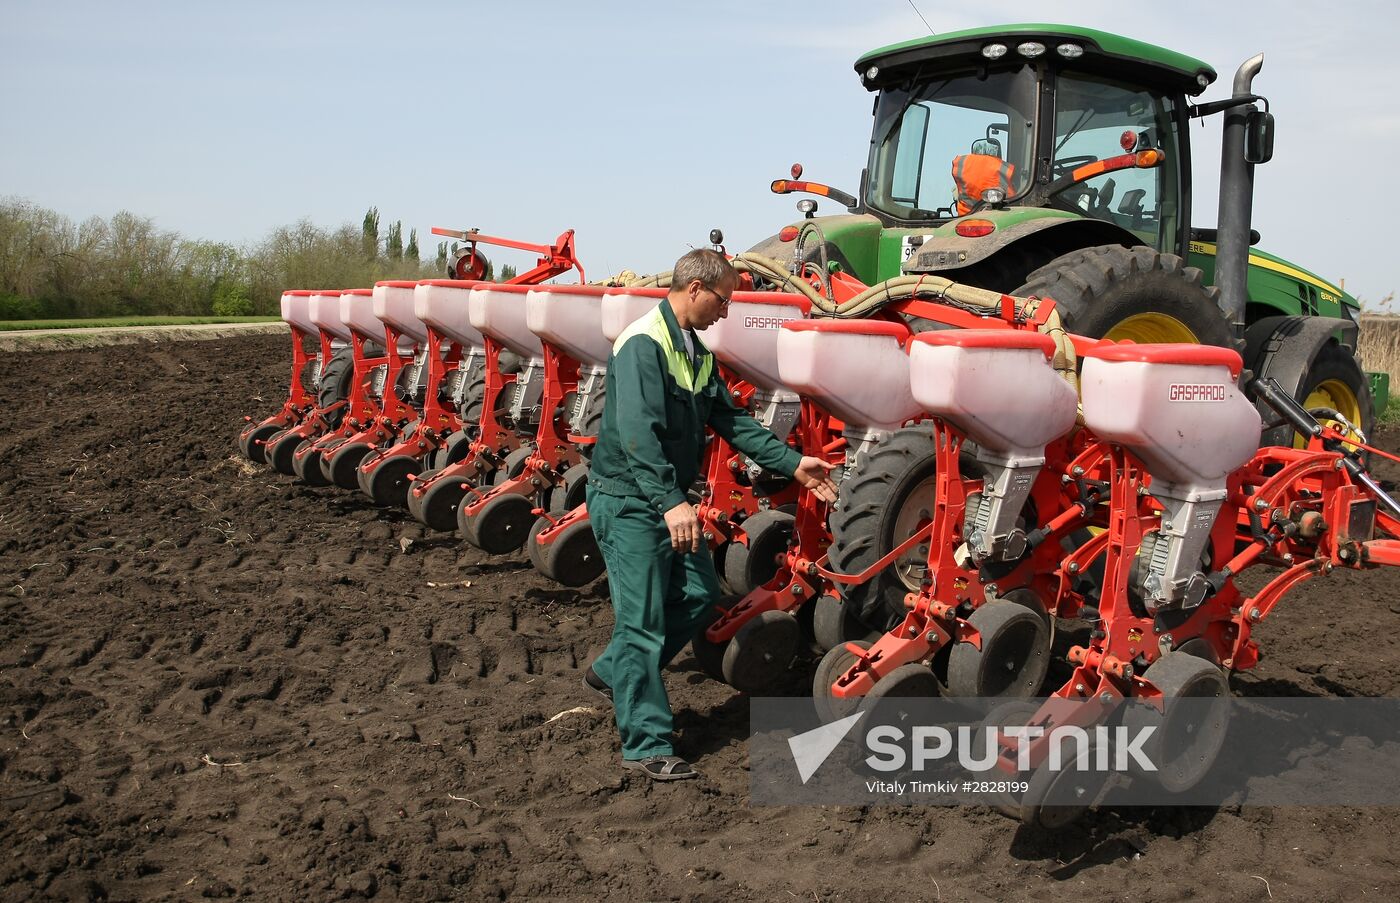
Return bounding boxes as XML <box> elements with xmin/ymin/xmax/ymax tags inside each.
<box><xmin>265</xmin><ymin>429</ymin><xmax>303</xmax><ymax>476</ymax></box>
<box><xmin>326</xmin><ymin>441</ymin><xmax>373</xmax><ymax>490</ymax></box>
<box><xmin>415</xmin><ymin>473</ymin><xmax>474</xmax><ymax>532</ymax></box>
<box><xmin>1018</xmin><ymin>730</ymin><xmax>1113</xmax><ymax>830</ymax></box>
<box><xmin>946</xmin><ymin>599</ymin><xmax>1051</xmax><ymax>699</ymax></box>
<box><xmin>240</xmin><ymin>423</ymin><xmax>281</xmax><ymax>464</ymax></box>
<box><xmin>720</xmin><ymin>609</ymin><xmax>800</xmax><ymax>692</ymax></box>
<box><xmin>365</xmin><ymin>454</ymin><xmax>419</xmax><ymax>507</ymax></box>
<box><xmin>459</xmin><ymin>491</ymin><xmax>536</xmax><ymax>554</ymax></box>
<box><xmin>530</xmin><ymin>517</ymin><xmax>603</xmax><ymax>587</ymax></box>
<box><xmin>811</xmin><ymin>593</ymin><xmax>881</xmax><ymax>652</ymax></box>
<box><xmin>1122</xmin><ymin>650</ymin><xmax>1230</xmax><ymax>793</ymax></box>
<box><xmin>292</xmin><ymin>440</ymin><xmax>332</xmax><ymax>486</ymax></box>
<box><xmin>813</xmin><ymin>640</ymin><xmax>872</xmax><ymax>723</ymax></box>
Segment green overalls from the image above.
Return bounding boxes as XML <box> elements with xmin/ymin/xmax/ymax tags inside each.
<box><xmin>587</xmin><ymin>300</ymin><xmax>801</xmax><ymax>759</ymax></box>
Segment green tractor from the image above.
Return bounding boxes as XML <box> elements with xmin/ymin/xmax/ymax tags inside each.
<box><xmin>744</xmin><ymin>24</ymin><xmax>1386</xmax><ymax>641</ymax></box>
<box><xmin>751</xmin><ymin>23</ymin><xmax>1384</xmax><ymax>443</ymax></box>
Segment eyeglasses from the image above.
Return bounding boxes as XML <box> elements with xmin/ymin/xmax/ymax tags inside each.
<box><xmin>704</xmin><ymin>284</ymin><xmax>733</xmax><ymax>306</ymax></box>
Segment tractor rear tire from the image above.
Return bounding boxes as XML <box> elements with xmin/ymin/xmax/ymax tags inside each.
<box><xmin>1013</xmin><ymin>245</ymin><xmax>1234</xmax><ymax>348</ymax></box>
<box><xmin>826</xmin><ymin>423</ymin><xmax>938</xmax><ymax>633</ymax></box>
<box><xmin>317</xmin><ymin>347</ymin><xmax>356</xmax><ymax>430</ymax></box>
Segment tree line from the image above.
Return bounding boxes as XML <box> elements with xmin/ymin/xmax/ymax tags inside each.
<box><xmin>0</xmin><ymin>200</ymin><xmax>487</xmax><ymax>319</ymax></box>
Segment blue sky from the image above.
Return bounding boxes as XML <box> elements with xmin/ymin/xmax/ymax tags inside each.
<box><xmin>4</xmin><ymin>1</ymin><xmax>1398</xmax><ymax>303</ymax></box>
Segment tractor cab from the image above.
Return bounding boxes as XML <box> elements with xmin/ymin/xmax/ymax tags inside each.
<box><xmin>858</xmin><ymin>25</ymin><xmax>1211</xmax><ymax>273</ymax></box>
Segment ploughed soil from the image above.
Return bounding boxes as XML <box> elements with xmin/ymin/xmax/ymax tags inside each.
<box><xmin>2</xmin><ymin>333</ymin><xmax>1399</xmax><ymax>902</ymax></box>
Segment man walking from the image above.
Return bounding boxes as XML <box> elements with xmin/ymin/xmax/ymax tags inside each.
<box><xmin>583</xmin><ymin>249</ymin><xmax>839</xmax><ymax>781</ymax></box>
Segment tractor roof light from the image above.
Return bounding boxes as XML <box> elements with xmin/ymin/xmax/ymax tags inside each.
<box><xmin>981</xmin><ymin>187</ymin><xmax>1006</xmax><ymax>205</ymax></box>
<box><xmin>981</xmin><ymin>43</ymin><xmax>1008</xmax><ymax>60</ymax></box>
<box><xmin>865</xmin><ymin>65</ymin><xmax>879</xmax><ymax>81</ymax></box>
<box><xmin>1016</xmin><ymin>41</ymin><xmax>1046</xmax><ymax>58</ymax></box>
<box><xmin>955</xmin><ymin>219</ymin><xmax>996</xmax><ymax>238</ymax></box>
<box><xmin>1197</xmin><ymin>73</ymin><xmax>1211</xmax><ymax>88</ymax></box>
<box><xmin>1056</xmin><ymin>43</ymin><xmax>1084</xmax><ymax>59</ymax></box>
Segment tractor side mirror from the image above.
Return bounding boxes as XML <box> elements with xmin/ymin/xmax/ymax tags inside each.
<box><xmin>1245</xmin><ymin>109</ymin><xmax>1275</xmax><ymax>164</ymax></box>
<box><xmin>971</xmin><ymin>137</ymin><xmax>1002</xmax><ymax>158</ymax></box>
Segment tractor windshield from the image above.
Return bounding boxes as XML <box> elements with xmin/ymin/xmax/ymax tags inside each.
<box><xmin>866</xmin><ymin>67</ymin><xmax>1037</xmax><ymax>221</ymax></box>
<box><xmin>1050</xmin><ymin>71</ymin><xmax>1183</xmax><ymax>249</ymax></box>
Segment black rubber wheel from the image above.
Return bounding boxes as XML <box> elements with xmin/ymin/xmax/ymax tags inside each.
<box><xmin>494</xmin><ymin>446</ymin><xmax>533</xmax><ymax>487</ymax></box>
<box><xmin>240</xmin><ymin>423</ymin><xmax>281</xmax><ymax>464</ymax></box>
<box><xmin>1122</xmin><ymin>651</ymin><xmax>1230</xmax><ymax>794</ymax></box>
<box><xmin>430</xmin><ymin>429</ymin><xmax>475</xmax><ymax>471</ymax></box>
<box><xmin>316</xmin><ymin>347</ymin><xmax>356</xmax><ymax>430</ymax></box>
<box><xmin>810</xmin><ymin>593</ymin><xmax>882</xmax><ymax>652</ymax></box>
<box><xmin>974</xmin><ymin>700</ymin><xmax>1042</xmax><ymax>819</ymax></box>
<box><xmin>266</xmin><ymin>429</ymin><xmax>304</xmax><ymax>476</ymax></box>
<box><xmin>692</xmin><ymin>633</ymin><xmax>729</xmax><ymax>682</ymax></box>
<box><xmin>1293</xmin><ymin>342</ymin><xmax>1374</xmax><ymax>449</ymax></box>
<box><xmin>326</xmin><ymin>441</ymin><xmax>373</xmax><ymax>490</ymax></box>
<box><xmin>827</xmin><ymin>423</ymin><xmax>938</xmax><ymax>632</ymax></box>
<box><xmin>315</xmin><ymin>437</ymin><xmax>349</xmax><ymax>483</ymax></box>
<box><xmin>946</xmin><ymin>599</ymin><xmax>1052</xmax><ymax>699</ymax></box>
<box><xmin>723</xmin><ymin>509</ymin><xmax>794</xmax><ymax>597</ymax></box>
<box><xmin>532</xmin><ymin>518</ymin><xmax>603</xmax><ymax>587</ymax></box>
<box><xmin>459</xmin><ymin>491</ymin><xmax>536</xmax><ymax>554</ymax></box>
<box><xmin>365</xmin><ymin>454</ymin><xmax>419</xmax><ymax>507</ymax></box>
<box><xmin>813</xmin><ymin>640</ymin><xmax>872</xmax><ymax>723</ymax></box>
<box><xmin>866</xmin><ymin>662</ymin><xmax>941</xmax><ymax>703</ymax></box>
<box><xmin>1012</xmin><ymin>245</ymin><xmax>1234</xmax><ymax>348</ymax></box>
<box><xmin>1019</xmin><ymin>730</ymin><xmax>1113</xmax><ymax>830</ymax></box>
<box><xmin>415</xmin><ymin>473</ymin><xmax>473</xmax><ymax>532</ymax></box>
<box><xmin>720</xmin><ymin>610</ymin><xmax>801</xmax><ymax>693</ymax></box>
<box><xmin>560</xmin><ymin>463</ymin><xmax>590</xmax><ymax>511</ymax></box>
<box><xmin>292</xmin><ymin>440</ymin><xmax>332</xmax><ymax>486</ymax></box>
<box><xmin>690</xmin><ymin>595</ymin><xmax>740</xmax><ymax>681</ymax></box>
<box><xmin>405</xmin><ymin>467</ymin><xmax>439</xmax><ymax>519</ymax></box>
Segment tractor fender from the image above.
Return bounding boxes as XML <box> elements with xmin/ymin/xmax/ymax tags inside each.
<box><xmin>1245</xmin><ymin>315</ymin><xmax>1361</xmax><ymax>445</ymax></box>
<box><xmin>903</xmin><ymin>215</ymin><xmax>1141</xmax><ymax>275</ymax></box>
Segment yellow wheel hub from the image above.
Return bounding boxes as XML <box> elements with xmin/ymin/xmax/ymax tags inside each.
<box><xmin>1104</xmin><ymin>313</ymin><xmax>1200</xmax><ymax>344</ymax></box>
<box><xmin>1297</xmin><ymin>378</ymin><xmax>1364</xmax><ymax>450</ymax></box>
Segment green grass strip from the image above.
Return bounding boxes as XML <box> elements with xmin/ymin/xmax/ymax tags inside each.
<box><xmin>0</xmin><ymin>316</ymin><xmax>280</xmax><ymax>331</ymax></box>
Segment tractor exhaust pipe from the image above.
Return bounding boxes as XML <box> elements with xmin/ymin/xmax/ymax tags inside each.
<box><xmin>1216</xmin><ymin>53</ymin><xmax>1265</xmax><ymax>340</ymax></box>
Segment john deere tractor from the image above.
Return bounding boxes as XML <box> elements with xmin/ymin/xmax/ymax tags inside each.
<box><xmin>752</xmin><ymin>23</ymin><xmax>1384</xmax><ymax>436</ymax></box>
<box><xmin>745</xmin><ymin>24</ymin><xmax>1387</xmax><ymax>640</ymax></box>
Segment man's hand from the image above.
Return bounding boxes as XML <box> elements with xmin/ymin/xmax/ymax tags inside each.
<box><xmin>794</xmin><ymin>456</ymin><xmax>839</xmax><ymax>503</ymax></box>
<box><xmin>664</xmin><ymin>501</ymin><xmax>702</xmax><ymax>553</ymax></box>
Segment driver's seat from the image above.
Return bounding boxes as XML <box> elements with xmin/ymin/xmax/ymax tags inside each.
<box><xmin>952</xmin><ymin>154</ymin><xmax>1016</xmax><ymax>216</ymax></box>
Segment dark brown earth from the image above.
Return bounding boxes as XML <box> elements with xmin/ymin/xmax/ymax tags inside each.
<box><xmin>2</xmin><ymin>333</ymin><xmax>1399</xmax><ymax>902</ymax></box>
